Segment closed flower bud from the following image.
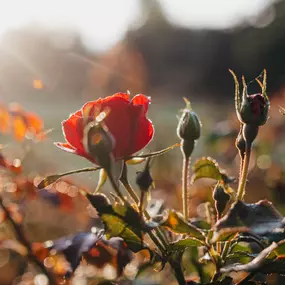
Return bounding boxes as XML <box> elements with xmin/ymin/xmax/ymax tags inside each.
<box><xmin>231</xmin><ymin>70</ymin><xmax>270</xmax><ymax>127</ymax></box>
<box><xmin>240</xmin><ymin>93</ymin><xmax>269</xmax><ymax>126</ymax></box>
<box><xmin>136</xmin><ymin>158</ymin><xmax>153</xmax><ymax>192</ymax></box>
<box><xmin>177</xmin><ymin>101</ymin><xmax>201</xmax><ymax>141</ymax></box>
<box><xmin>177</xmin><ymin>98</ymin><xmax>201</xmax><ymax>158</ymax></box>
<box><xmin>83</xmin><ymin>121</ymin><xmax>115</xmax><ymax>170</ymax></box>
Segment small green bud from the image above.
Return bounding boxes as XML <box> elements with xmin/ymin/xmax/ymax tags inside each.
<box><xmin>177</xmin><ymin>98</ymin><xmax>201</xmax><ymax>158</ymax></box>
<box><xmin>177</xmin><ymin>98</ymin><xmax>201</xmax><ymax>141</ymax></box>
<box><xmin>136</xmin><ymin>158</ymin><xmax>153</xmax><ymax>192</ymax></box>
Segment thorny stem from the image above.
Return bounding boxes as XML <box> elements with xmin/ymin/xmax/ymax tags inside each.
<box><xmin>237</xmin><ymin>143</ymin><xmax>252</xmax><ymax>201</ymax></box>
<box><xmin>0</xmin><ymin>197</ymin><xmax>57</xmax><ymax>285</ymax></box>
<box><xmin>182</xmin><ymin>156</ymin><xmax>190</xmax><ymax>220</ymax></box>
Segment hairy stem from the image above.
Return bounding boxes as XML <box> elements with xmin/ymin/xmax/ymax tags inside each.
<box><xmin>237</xmin><ymin>143</ymin><xmax>251</xmax><ymax>201</ymax></box>
<box><xmin>182</xmin><ymin>156</ymin><xmax>190</xmax><ymax>220</ymax></box>
<box><xmin>0</xmin><ymin>197</ymin><xmax>56</xmax><ymax>285</ymax></box>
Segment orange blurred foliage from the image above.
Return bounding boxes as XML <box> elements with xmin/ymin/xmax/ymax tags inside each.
<box><xmin>33</xmin><ymin>79</ymin><xmax>44</xmax><ymax>89</ymax></box>
<box><xmin>0</xmin><ymin>102</ymin><xmax>46</xmax><ymax>141</ymax></box>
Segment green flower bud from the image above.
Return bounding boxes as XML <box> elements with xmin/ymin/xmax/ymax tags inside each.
<box><xmin>136</xmin><ymin>158</ymin><xmax>153</xmax><ymax>192</ymax></box>
<box><xmin>177</xmin><ymin>98</ymin><xmax>201</xmax><ymax>158</ymax></box>
<box><xmin>177</xmin><ymin>99</ymin><xmax>201</xmax><ymax>141</ymax></box>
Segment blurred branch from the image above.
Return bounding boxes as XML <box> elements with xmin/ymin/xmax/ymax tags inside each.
<box><xmin>0</xmin><ymin>196</ymin><xmax>57</xmax><ymax>285</ymax></box>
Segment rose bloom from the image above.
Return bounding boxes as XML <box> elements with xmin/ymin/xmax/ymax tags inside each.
<box><xmin>55</xmin><ymin>93</ymin><xmax>154</xmax><ymax>164</ymax></box>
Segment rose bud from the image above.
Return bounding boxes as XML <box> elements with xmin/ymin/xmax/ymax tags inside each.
<box><xmin>136</xmin><ymin>158</ymin><xmax>153</xmax><ymax>193</ymax></box>
<box><xmin>240</xmin><ymin>93</ymin><xmax>269</xmax><ymax>126</ymax></box>
<box><xmin>233</xmin><ymin>71</ymin><xmax>269</xmax><ymax>127</ymax></box>
<box><xmin>177</xmin><ymin>98</ymin><xmax>201</xmax><ymax>141</ymax></box>
<box><xmin>177</xmin><ymin>98</ymin><xmax>201</xmax><ymax>157</ymax></box>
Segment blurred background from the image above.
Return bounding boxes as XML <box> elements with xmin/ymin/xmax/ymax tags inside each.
<box><xmin>1</xmin><ymin>0</ymin><xmax>285</xmax><ymax>284</ymax></box>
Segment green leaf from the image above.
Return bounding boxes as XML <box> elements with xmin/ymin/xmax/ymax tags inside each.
<box><xmin>221</xmin><ymin>242</ymin><xmax>278</xmax><ymax>274</ymax></box>
<box><xmin>274</xmin><ymin>240</ymin><xmax>285</xmax><ymax>257</ymax></box>
<box><xmin>170</xmin><ymin>237</ymin><xmax>205</xmax><ymax>250</ymax></box>
<box><xmin>37</xmin><ymin>167</ymin><xmax>101</xmax><ymax>189</ymax></box>
<box><xmin>102</xmin><ymin>214</ymin><xmax>143</xmax><ymax>251</ymax></box>
<box><xmin>161</xmin><ymin>210</ymin><xmax>204</xmax><ymax>240</ymax></box>
<box><xmin>86</xmin><ymin>193</ymin><xmax>149</xmax><ymax>252</ymax></box>
<box><xmin>211</xmin><ymin>227</ymin><xmax>249</xmax><ymax>243</ymax></box>
<box><xmin>215</xmin><ymin>200</ymin><xmax>285</xmax><ymax>241</ymax></box>
<box><xmin>226</xmin><ymin>251</ymin><xmax>256</xmax><ymax>261</ymax></box>
<box><xmin>191</xmin><ymin>157</ymin><xmax>222</xmax><ymax>183</ymax></box>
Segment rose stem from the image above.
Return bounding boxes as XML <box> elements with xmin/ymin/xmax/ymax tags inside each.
<box><xmin>120</xmin><ymin>169</ymin><xmax>186</xmax><ymax>285</ymax></box>
<box><xmin>182</xmin><ymin>156</ymin><xmax>190</xmax><ymax>220</ymax></box>
<box><xmin>0</xmin><ymin>197</ymin><xmax>56</xmax><ymax>285</ymax></box>
<box><xmin>120</xmin><ymin>179</ymin><xmax>168</xmax><ymax>249</ymax></box>
<box><xmin>121</xmin><ymin>177</ymin><xmax>186</xmax><ymax>285</ymax></box>
<box><xmin>169</xmin><ymin>259</ymin><xmax>187</xmax><ymax>285</ymax></box>
<box><xmin>237</xmin><ymin>142</ymin><xmax>252</xmax><ymax>201</ymax></box>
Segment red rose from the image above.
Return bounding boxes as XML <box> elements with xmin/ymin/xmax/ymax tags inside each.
<box><xmin>55</xmin><ymin>93</ymin><xmax>154</xmax><ymax>164</ymax></box>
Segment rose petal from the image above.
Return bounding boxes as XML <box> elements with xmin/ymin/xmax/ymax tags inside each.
<box><xmin>112</xmin><ymin>93</ymin><xmax>129</xmax><ymax>101</ymax></box>
<box><xmin>132</xmin><ymin>118</ymin><xmax>154</xmax><ymax>154</ymax></box>
<box><xmin>81</xmin><ymin>98</ymin><xmax>103</xmax><ymax>121</ymax></box>
<box><xmin>62</xmin><ymin>114</ymin><xmax>84</xmax><ymax>152</ymax></box>
<box><xmin>54</xmin><ymin>142</ymin><xmax>76</xmax><ymax>153</ymax></box>
<box><xmin>131</xmin><ymin>94</ymin><xmax>150</xmax><ymax>113</ymax></box>
<box><xmin>101</xmin><ymin>97</ymin><xmax>132</xmax><ymax>158</ymax></box>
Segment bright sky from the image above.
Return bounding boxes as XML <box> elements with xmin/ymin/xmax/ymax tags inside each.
<box><xmin>0</xmin><ymin>0</ymin><xmax>275</xmax><ymax>52</ymax></box>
